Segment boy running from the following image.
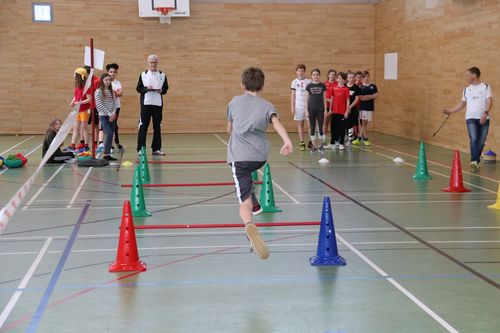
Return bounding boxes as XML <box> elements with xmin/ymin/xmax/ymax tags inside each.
<box><xmin>291</xmin><ymin>64</ymin><xmax>311</xmax><ymax>151</ymax></box>
<box><xmin>228</xmin><ymin>67</ymin><xmax>293</xmax><ymax>259</ymax></box>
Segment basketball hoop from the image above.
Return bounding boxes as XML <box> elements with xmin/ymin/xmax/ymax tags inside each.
<box><xmin>155</xmin><ymin>7</ymin><xmax>174</xmax><ymax>24</ymax></box>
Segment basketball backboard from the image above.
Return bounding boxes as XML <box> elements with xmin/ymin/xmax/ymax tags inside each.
<box><xmin>138</xmin><ymin>0</ymin><xmax>190</xmax><ymax>18</ymax></box>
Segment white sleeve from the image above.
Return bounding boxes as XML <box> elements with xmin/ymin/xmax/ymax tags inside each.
<box><xmin>461</xmin><ymin>88</ymin><xmax>467</xmax><ymax>102</ymax></box>
<box><xmin>291</xmin><ymin>80</ymin><xmax>295</xmax><ymax>90</ymax></box>
<box><xmin>486</xmin><ymin>84</ymin><xmax>493</xmax><ymax>98</ymax></box>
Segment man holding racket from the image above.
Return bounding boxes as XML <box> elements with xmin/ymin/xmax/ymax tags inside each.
<box><xmin>443</xmin><ymin>67</ymin><xmax>493</xmax><ymax>170</ymax></box>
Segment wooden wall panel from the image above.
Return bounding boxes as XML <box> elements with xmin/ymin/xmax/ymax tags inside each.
<box><xmin>0</xmin><ymin>1</ymin><xmax>375</xmax><ymax>134</ymax></box>
<box><xmin>374</xmin><ymin>0</ymin><xmax>500</xmax><ymax>153</ymax></box>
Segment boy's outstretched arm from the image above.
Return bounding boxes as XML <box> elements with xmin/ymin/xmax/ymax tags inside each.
<box><xmin>271</xmin><ymin>114</ymin><xmax>293</xmax><ymax>156</ymax></box>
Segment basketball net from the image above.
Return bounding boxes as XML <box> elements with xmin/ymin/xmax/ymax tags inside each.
<box><xmin>156</xmin><ymin>7</ymin><xmax>174</xmax><ymax>24</ymax></box>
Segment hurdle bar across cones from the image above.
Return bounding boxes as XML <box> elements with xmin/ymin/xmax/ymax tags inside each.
<box><xmin>134</xmin><ymin>221</ymin><xmax>320</xmax><ymax>230</ymax></box>
<box><xmin>135</xmin><ymin>160</ymin><xmax>228</xmax><ymax>164</ymax></box>
<box><xmin>122</xmin><ymin>181</ymin><xmax>263</xmax><ymax>188</ymax></box>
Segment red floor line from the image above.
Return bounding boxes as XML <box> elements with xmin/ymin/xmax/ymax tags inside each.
<box><xmin>135</xmin><ymin>160</ymin><xmax>227</xmax><ymax>164</ymax></box>
<box><xmin>2</xmin><ymin>233</ymin><xmax>315</xmax><ymax>331</ymax></box>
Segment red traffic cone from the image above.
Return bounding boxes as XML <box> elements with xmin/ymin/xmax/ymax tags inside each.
<box><xmin>442</xmin><ymin>150</ymin><xmax>471</xmax><ymax>193</ymax></box>
<box><xmin>109</xmin><ymin>201</ymin><xmax>147</xmax><ymax>272</ymax></box>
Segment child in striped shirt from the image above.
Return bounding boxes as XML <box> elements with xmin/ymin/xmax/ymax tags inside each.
<box><xmin>94</xmin><ymin>73</ymin><xmax>117</xmax><ymax>161</ymax></box>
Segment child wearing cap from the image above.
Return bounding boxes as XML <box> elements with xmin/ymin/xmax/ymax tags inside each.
<box><xmin>67</xmin><ymin>68</ymin><xmax>91</xmax><ymax>151</ymax></box>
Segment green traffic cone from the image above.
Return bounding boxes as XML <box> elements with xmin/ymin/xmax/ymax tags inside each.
<box><xmin>140</xmin><ymin>146</ymin><xmax>152</xmax><ymax>184</ymax></box>
<box><xmin>252</xmin><ymin>170</ymin><xmax>259</xmax><ymax>181</ymax></box>
<box><xmin>413</xmin><ymin>141</ymin><xmax>432</xmax><ymax>180</ymax></box>
<box><xmin>259</xmin><ymin>163</ymin><xmax>282</xmax><ymax>213</ymax></box>
<box><xmin>131</xmin><ymin>165</ymin><xmax>151</xmax><ymax>217</ymax></box>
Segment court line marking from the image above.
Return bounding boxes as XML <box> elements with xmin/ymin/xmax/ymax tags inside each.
<box><xmin>25</xmin><ymin>203</ymin><xmax>89</xmax><ymax>333</ymax></box>
<box><xmin>336</xmin><ymin>233</ymin><xmax>459</xmax><ymax>333</ymax></box>
<box><xmin>1</xmin><ymin>240</ymin><xmax>499</xmax><ymax>256</ymax></box>
<box><xmin>361</xmin><ymin>146</ymin><xmax>496</xmax><ymax>194</ymax></box>
<box><xmin>22</xmin><ymin>199</ymin><xmax>494</xmax><ymax>212</ymax></box>
<box><xmin>373</xmin><ymin>143</ymin><xmax>499</xmax><ymax>183</ymax></box>
<box><xmin>0</xmin><ymin>237</ymin><xmax>52</xmax><ymax>330</ymax></box>
<box><xmin>27</xmin><ymin>191</ymin><xmax>495</xmax><ymax>203</ymax></box>
<box><xmin>214</xmin><ymin>134</ymin><xmax>300</xmax><ymax>204</ymax></box>
<box><xmin>291</xmin><ymin>162</ymin><xmax>500</xmax><ymax>289</ymax></box>
<box><xmin>66</xmin><ymin>168</ymin><xmax>93</xmax><ymax>209</ymax></box>
<box><xmin>23</xmin><ymin>165</ymin><xmax>65</xmax><ymax>210</ymax></box>
<box><xmin>0</xmin><ymin>226</ymin><xmax>498</xmax><ymax>242</ymax></box>
<box><xmin>0</xmin><ymin>136</ymin><xmax>34</xmax><ymax>156</ymax></box>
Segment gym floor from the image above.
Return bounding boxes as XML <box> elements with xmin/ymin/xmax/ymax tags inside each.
<box><xmin>0</xmin><ymin>132</ymin><xmax>499</xmax><ymax>333</ymax></box>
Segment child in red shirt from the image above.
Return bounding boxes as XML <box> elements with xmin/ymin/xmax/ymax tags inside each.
<box><xmin>68</xmin><ymin>68</ymin><xmax>91</xmax><ymax>151</ymax></box>
<box><xmin>330</xmin><ymin>72</ymin><xmax>350</xmax><ymax>150</ymax></box>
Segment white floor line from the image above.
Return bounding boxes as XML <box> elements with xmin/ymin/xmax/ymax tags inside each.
<box><xmin>363</xmin><ymin>147</ymin><xmax>496</xmax><ymax>194</ymax></box>
<box><xmin>214</xmin><ymin>134</ymin><xmax>300</xmax><ymax>204</ymax></box>
<box><xmin>23</xmin><ymin>198</ymin><xmax>493</xmax><ymax>212</ymax></box>
<box><xmin>1</xmin><ymin>239</ymin><xmax>499</xmax><ymax>256</ymax></box>
<box><xmin>24</xmin><ymin>144</ymin><xmax>42</xmax><ymax>157</ymax></box>
<box><xmin>0</xmin><ymin>237</ymin><xmax>52</xmax><ymax>329</ymax></box>
<box><xmin>1</xmin><ymin>226</ymin><xmax>498</xmax><ymax>242</ymax></box>
<box><xmin>23</xmin><ymin>165</ymin><xmax>65</xmax><ymax>210</ymax></box>
<box><xmin>66</xmin><ymin>168</ymin><xmax>93</xmax><ymax>209</ymax></box>
<box><xmin>336</xmin><ymin>234</ymin><xmax>459</xmax><ymax>333</ymax></box>
<box><xmin>0</xmin><ymin>136</ymin><xmax>34</xmax><ymax>156</ymax></box>
<box><xmin>374</xmin><ymin>143</ymin><xmax>500</xmax><ymax>183</ymax></box>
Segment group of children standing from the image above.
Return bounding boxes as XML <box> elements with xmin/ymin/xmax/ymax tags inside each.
<box><xmin>43</xmin><ymin>64</ymin><xmax>123</xmax><ymax>163</ymax></box>
<box><xmin>291</xmin><ymin>64</ymin><xmax>378</xmax><ymax>151</ymax></box>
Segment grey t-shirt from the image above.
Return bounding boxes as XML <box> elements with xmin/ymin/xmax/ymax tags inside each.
<box><xmin>227</xmin><ymin>94</ymin><xmax>278</xmax><ymax>163</ymax></box>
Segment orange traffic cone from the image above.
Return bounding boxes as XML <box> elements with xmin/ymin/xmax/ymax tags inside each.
<box><xmin>442</xmin><ymin>150</ymin><xmax>471</xmax><ymax>193</ymax></box>
<box><xmin>109</xmin><ymin>201</ymin><xmax>147</xmax><ymax>272</ymax></box>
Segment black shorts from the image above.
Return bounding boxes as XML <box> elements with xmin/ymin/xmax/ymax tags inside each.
<box><xmin>230</xmin><ymin>161</ymin><xmax>266</xmax><ymax>203</ymax></box>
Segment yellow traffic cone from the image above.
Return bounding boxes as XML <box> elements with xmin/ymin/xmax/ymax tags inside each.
<box><xmin>488</xmin><ymin>183</ymin><xmax>500</xmax><ymax>210</ymax></box>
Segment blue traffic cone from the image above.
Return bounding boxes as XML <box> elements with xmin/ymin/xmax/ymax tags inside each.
<box><xmin>310</xmin><ymin>197</ymin><xmax>346</xmax><ymax>266</ymax></box>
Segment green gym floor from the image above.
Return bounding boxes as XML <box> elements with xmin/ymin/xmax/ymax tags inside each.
<box><xmin>0</xmin><ymin>132</ymin><xmax>499</xmax><ymax>333</ymax></box>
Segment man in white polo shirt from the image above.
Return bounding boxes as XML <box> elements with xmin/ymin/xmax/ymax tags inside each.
<box><xmin>136</xmin><ymin>54</ymin><xmax>169</xmax><ymax>155</ymax></box>
<box><xmin>444</xmin><ymin>67</ymin><xmax>493</xmax><ymax>170</ymax></box>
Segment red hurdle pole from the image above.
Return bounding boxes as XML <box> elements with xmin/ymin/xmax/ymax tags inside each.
<box><xmin>135</xmin><ymin>160</ymin><xmax>227</xmax><ymax>164</ymax></box>
<box><xmin>134</xmin><ymin>221</ymin><xmax>320</xmax><ymax>229</ymax></box>
<box><xmin>121</xmin><ymin>181</ymin><xmax>263</xmax><ymax>188</ymax></box>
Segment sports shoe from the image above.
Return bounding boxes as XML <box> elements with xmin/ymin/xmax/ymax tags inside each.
<box><xmin>252</xmin><ymin>203</ymin><xmax>263</xmax><ymax>216</ymax></box>
<box><xmin>307</xmin><ymin>141</ymin><xmax>314</xmax><ymax>149</ymax></box>
<box><xmin>64</xmin><ymin>158</ymin><xmax>77</xmax><ymax>164</ymax></box>
<box><xmin>323</xmin><ymin>143</ymin><xmax>333</xmax><ymax>149</ymax></box>
<box><xmin>310</xmin><ymin>145</ymin><xmax>318</xmax><ymax>153</ymax></box>
<box><xmin>76</xmin><ymin>143</ymin><xmax>85</xmax><ymax>150</ymax></box>
<box><xmin>339</xmin><ymin>144</ymin><xmax>345</xmax><ymax>151</ymax></box>
<box><xmin>96</xmin><ymin>143</ymin><xmax>103</xmax><ymax>153</ymax></box>
<box><xmin>152</xmin><ymin>149</ymin><xmax>166</xmax><ymax>156</ymax></box>
<box><xmin>299</xmin><ymin>141</ymin><xmax>305</xmax><ymax>151</ymax></box>
<box><xmin>245</xmin><ymin>223</ymin><xmax>269</xmax><ymax>259</ymax></box>
<box><xmin>470</xmin><ymin>161</ymin><xmax>480</xmax><ymax>170</ymax></box>
<box><xmin>318</xmin><ymin>145</ymin><xmax>325</xmax><ymax>153</ymax></box>
<box><xmin>117</xmin><ymin>144</ymin><xmax>124</xmax><ymax>151</ymax></box>
<box><xmin>352</xmin><ymin>138</ymin><xmax>360</xmax><ymax>145</ymax></box>
<box><xmin>363</xmin><ymin>140</ymin><xmax>371</xmax><ymax>146</ymax></box>
<box><xmin>63</xmin><ymin>146</ymin><xmax>77</xmax><ymax>153</ymax></box>
<box><xmin>103</xmin><ymin>155</ymin><xmax>117</xmax><ymax>161</ymax></box>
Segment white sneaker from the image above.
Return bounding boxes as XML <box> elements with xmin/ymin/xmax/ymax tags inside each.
<box><xmin>152</xmin><ymin>149</ymin><xmax>166</xmax><ymax>156</ymax></box>
<box><xmin>339</xmin><ymin>144</ymin><xmax>345</xmax><ymax>151</ymax></box>
<box><xmin>245</xmin><ymin>223</ymin><xmax>269</xmax><ymax>259</ymax></box>
<box><xmin>323</xmin><ymin>143</ymin><xmax>333</xmax><ymax>149</ymax></box>
<box><xmin>334</xmin><ymin>143</ymin><xmax>340</xmax><ymax>149</ymax></box>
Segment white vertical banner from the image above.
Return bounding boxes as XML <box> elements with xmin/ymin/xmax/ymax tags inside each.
<box><xmin>384</xmin><ymin>52</ymin><xmax>398</xmax><ymax>80</ymax></box>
